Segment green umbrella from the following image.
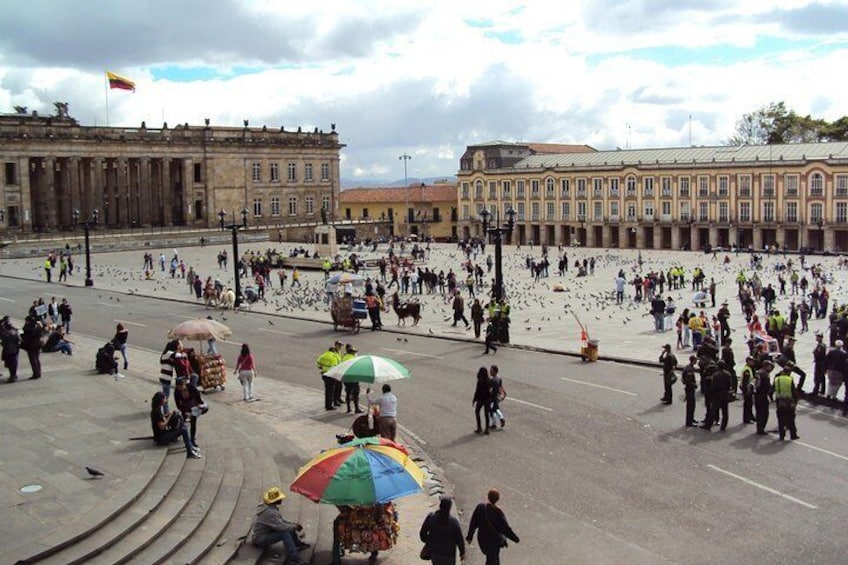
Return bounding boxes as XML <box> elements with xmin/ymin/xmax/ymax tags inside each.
<box><xmin>324</xmin><ymin>355</ymin><xmax>411</xmax><ymax>383</ymax></box>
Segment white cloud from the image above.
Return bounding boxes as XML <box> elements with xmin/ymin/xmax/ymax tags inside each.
<box><xmin>1</xmin><ymin>0</ymin><xmax>847</xmax><ymax>183</ymax></box>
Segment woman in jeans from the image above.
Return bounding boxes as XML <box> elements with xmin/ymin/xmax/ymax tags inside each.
<box><xmin>472</xmin><ymin>367</ymin><xmax>492</xmax><ymax>434</ymax></box>
<box><xmin>112</xmin><ymin>322</ymin><xmax>129</xmax><ymax>370</ymax></box>
<box><xmin>150</xmin><ymin>391</ymin><xmax>201</xmax><ymax>459</ymax></box>
<box><xmin>234</xmin><ymin>343</ymin><xmax>256</xmax><ymax>401</ymax></box>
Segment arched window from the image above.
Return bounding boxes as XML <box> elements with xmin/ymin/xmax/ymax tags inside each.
<box><xmin>809</xmin><ymin>172</ymin><xmax>824</xmax><ymax>197</ymax></box>
<box><xmin>475</xmin><ymin>180</ymin><xmax>483</xmax><ymax>199</ymax></box>
<box><xmin>626</xmin><ymin>176</ymin><xmax>637</xmax><ymax>196</ymax></box>
<box><xmin>545</xmin><ymin>177</ymin><xmax>555</xmax><ymax>197</ymax></box>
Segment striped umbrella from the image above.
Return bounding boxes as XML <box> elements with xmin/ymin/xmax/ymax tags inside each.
<box><xmin>290</xmin><ymin>437</ymin><xmax>425</xmax><ymax>505</ymax></box>
<box><xmin>324</xmin><ymin>355</ymin><xmax>411</xmax><ymax>383</ymax></box>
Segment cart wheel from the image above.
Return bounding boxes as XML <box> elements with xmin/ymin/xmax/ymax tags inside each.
<box><xmin>219</xmin><ymin>385</ymin><xmax>225</xmax><ymax>391</ymax></box>
<box><xmin>333</xmin><ymin>323</ymin><xmax>338</xmax><ymax>331</ymax></box>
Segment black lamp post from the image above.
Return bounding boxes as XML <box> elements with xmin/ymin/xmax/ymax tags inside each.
<box><xmin>480</xmin><ymin>207</ymin><xmax>516</xmax><ymax>303</ymax></box>
<box><xmin>817</xmin><ymin>218</ymin><xmax>824</xmax><ymax>251</ymax></box>
<box><xmin>219</xmin><ymin>208</ymin><xmax>249</xmax><ymax>307</ymax></box>
<box><xmin>73</xmin><ymin>208</ymin><xmax>99</xmax><ymax>287</ymax></box>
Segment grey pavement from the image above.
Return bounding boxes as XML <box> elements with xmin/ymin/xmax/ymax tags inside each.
<box><xmin>0</xmin><ymin>320</ymin><xmax>438</xmax><ymax>564</ymax></box>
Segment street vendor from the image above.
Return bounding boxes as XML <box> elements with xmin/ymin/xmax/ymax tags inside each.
<box><xmin>252</xmin><ymin>487</ymin><xmax>310</xmax><ymax>564</ymax></box>
<box><xmin>366</xmin><ymin>384</ymin><xmax>398</xmax><ymax>441</ymax></box>
<box><xmin>333</xmin><ymin>503</ymin><xmax>399</xmax><ymax>565</ymax></box>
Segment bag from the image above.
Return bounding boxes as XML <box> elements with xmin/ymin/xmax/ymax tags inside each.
<box><xmin>670</xmin><ymin>374</ymin><xmax>678</xmax><ymax>385</ymax></box>
<box><xmin>497</xmin><ymin>385</ymin><xmax>506</xmax><ymax>401</ymax></box>
<box><xmin>419</xmin><ymin>544</ymin><xmax>431</xmax><ymax>560</ymax></box>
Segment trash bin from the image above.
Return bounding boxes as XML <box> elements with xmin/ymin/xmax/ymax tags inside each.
<box><xmin>584</xmin><ymin>339</ymin><xmax>599</xmax><ymax>362</ymax></box>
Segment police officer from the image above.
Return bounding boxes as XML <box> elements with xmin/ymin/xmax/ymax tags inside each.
<box><xmin>754</xmin><ymin>360</ymin><xmax>774</xmax><ymax>435</ymax></box>
<box><xmin>740</xmin><ymin>356</ymin><xmax>756</xmax><ymax>424</ymax></box>
<box><xmin>774</xmin><ymin>363</ymin><xmax>800</xmax><ymax>440</ymax></box>
<box><xmin>721</xmin><ymin>337</ymin><xmax>737</xmax><ymax>400</ymax></box>
<box><xmin>811</xmin><ymin>331</ymin><xmax>827</xmax><ymax>395</ymax></box>
<box><xmin>316</xmin><ymin>342</ymin><xmax>341</xmax><ymax>410</ymax></box>
<box><xmin>682</xmin><ymin>355</ymin><xmax>698</xmax><ymax>427</ymax></box>
<box><xmin>702</xmin><ymin>359</ymin><xmax>732</xmax><ymax>431</ymax></box>
<box><xmin>659</xmin><ymin>344</ymin><xmax>677</xmax><ymax>404</ymax></box>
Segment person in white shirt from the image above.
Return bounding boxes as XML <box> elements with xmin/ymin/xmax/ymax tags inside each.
<box><xmin>367</xmin><ymin>384</ymin><xmax>398</xmax><ymax>441</ymax></box>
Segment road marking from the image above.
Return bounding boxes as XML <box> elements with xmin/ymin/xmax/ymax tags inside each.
<box><xmin>508</xmin><ymin>397</ymin><xmax>553</xmax><ymax>412</ymax></box>
<box><xmin>115</xmin><ymin>320</ymin><xmax>147</xmax><ymax>328</ymax></box>
<box><xmin>796</xmin><ymin>441</ymin><xmax>848</xmax><ymax>463</ymax></box>
<box><xmin>259</xmin><ymin>327</ymin><xmax>298</xmax><ymax>337</ymax></box>
<box><xmin>560</xmin><ymin>377</ymin><xmax>638</xmax><ymax>396</ymax></box>
<box><xmin>706</xmin><ymin>464</ymin><xmax>817</xmax><ymax>509</ymax></box>
<box><xmin>381</xmin><ymin>347</ymin><xmax>444</xmax><ymax>359</ymax></box>
<box><xmin>97</xmin><ymin>302</ymin><xmax>124</xmax><ymax>308</ymax></box>
<box><xmin>0</xmin><ymin>297</ymin><xmax>14</xmax><ymax>302</ymax></box>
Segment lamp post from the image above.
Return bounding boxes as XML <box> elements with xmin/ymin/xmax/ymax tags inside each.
<box><xmin>817</xmin><ymin>218</ymin><xmax>824</xmax><ymax>252</ymax></box>
<box><xmin>219</xmin><ymin>208</ymin><xmax>249</xmax><ymax>307</ymax></box>
<box><xmin>479</xmin><ymin>207</ymin><xmax>516</xmax><ymax>303</ymax></box>
<box><xmin>72</xmin><ymin>208</ymin><xmax>99</xmax><ymax>287</ymax></box>
<box><xmin>399</xmin><ymin>153</ymin><xmax>411</xmax><ymax>236</ymax></box>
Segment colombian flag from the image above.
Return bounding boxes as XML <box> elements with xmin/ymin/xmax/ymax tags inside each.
<box><xmin>106</xmin><ymin>71</ymin><xmax>135</xmax><ymax>92</ymax></box>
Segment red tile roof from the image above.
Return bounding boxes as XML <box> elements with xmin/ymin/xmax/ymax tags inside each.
<box><xmin>340</xmin><ymin>184</ymin><xmax>457</xmax><ymax>204</ymax></box>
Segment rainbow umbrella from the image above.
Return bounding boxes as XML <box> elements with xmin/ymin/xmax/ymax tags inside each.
<box><xmin>290</xmin><ymin>437</ymin><xmax>425</xmax><ymax>505</ymax></box>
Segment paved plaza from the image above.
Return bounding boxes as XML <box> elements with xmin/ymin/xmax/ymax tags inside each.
<box><xmin>4</xmin><ymin>239</ymin><xmax>846</xmax><ymax>388</ymax></box>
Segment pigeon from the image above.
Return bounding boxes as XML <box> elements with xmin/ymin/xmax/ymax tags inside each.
<box><xmin>86</xmin><ymin>466</ymin><xmax>104</xmax><ymax>478</ymax></box>
<box><xmin>268</xmin><ymin>320</ymin><xmax>274</xmax><ymax>325</ymax></box>
<box><xmin>429</xmin><ymin>328</ymin><xmax>434</xmax><ymax>334</ymax></box>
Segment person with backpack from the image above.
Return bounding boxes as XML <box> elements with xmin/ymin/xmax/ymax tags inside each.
<box><xmin>419</xmin><ymin>496</ymin><xmax>466</xmax><ymax>564</ymax></box>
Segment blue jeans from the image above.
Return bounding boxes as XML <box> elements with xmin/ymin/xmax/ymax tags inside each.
<box><xmin>62</xmin><ymin>319</ymin><xmax>71</xmax><ymax>333</ymax></box>
<box><xmin>254</xmin><ymin>528</ymin><xmax>299</xmax><ymax>558</ymax></box>
<box><xmin>118</xmin><ymin>343</ymin><xmax>128</xmax><ymax>369</ymax></box>
<box><xmin>51</xmin><ymin>340</ymin><xmax>73</xmax><ymax>355</ymax></box>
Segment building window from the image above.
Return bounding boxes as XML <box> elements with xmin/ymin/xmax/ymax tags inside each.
<box><xmin>643</xmin><ymin>202</ymin><xmax>654</xmax><ymax>220</ymax></box>
<box><xmin>659</xmin><ymin>176</ymin><xmax>671</xmax><ymax>197</ymax></box>
<box><xmin>288</xmin><ymin>196</ymin><xmax>297</xmax><ymax>216</ymax></box>
<box><xmin>625</xmin><ymin>176</ymin><xmax>636</xmax><ymax>197</ymax></box>
<box><xmin>718</xmin><ymin>202</ymin><xmax>728</xmax><ymax>222</ymax></box>
<box><xmin>193</xmin><ymin>163</ymin><xmax>202</xmax><ymax>183</ymax></box>
<box><xmin>362</xmin><ymin>208</ymin><xmax>369</xmax><ymax>219</ymax></box>
<box><xmin>593</xmin><ymin>201</ymin><xmax>603</xmax><ymax>221</ymax></box>
<box><xmin>810</xmin><ymin>203</ymin><xmax>823</xmax><ymax>222</ymax></box>
<box><xmin>626</xmin><ymin>203</ymin><xmax>636</xmax><ymax>221</ymax></box>
<box><xmin>738</xmin><ymin>174</ymin><xmax>751</xmax><ymax>198</ymax></box>
<box><xmin>610</xmin><ymin>201</ymin><xmax>619</xmax><ymax>219</ymax></box>
<box><xmin>461</xmin><ymin>182</ymin><xmax>470</xmax><ymax>199</ymax></box>
<box><xmin>321</xmin><ymin>163</ymin><xmax>330</xmax><ymax>181</ymax></box>
<box><xmin>462</xmin><ymin>204</ymin><xmax>469</xmax><ymax>220</ymax></box>
<box><xmin>304</xmin><ymin>163</ymin><xmax>313</xmax><ymax>182</ymax></box>
<box><xmin>345</xmin><ymin>208</ymin><xmax>351</xmax><ymax>220</ymax></box>
<box><xmin>836</xmin><ymin>202</ymin><xmax>848</xmax><ymax>223</ymax></box>
<box><xmin>322</xmin><ymin>196</ymin><xmax>330</xmax><ymax>214</ymax></box>
<box><xmin>699</xmin><ymin>202</ymin><xmax>709</xmax><ymax>221</ymax></box>
<box><xmin>718</xmin><ymin>176</ymin><xmax>729</xmax><ymax>197</ymax></box>
<box><xmin>516</xmin><ymin>180</ymin><xmax>525</xmax><ymax>198</ymax></box>
<box><xmin>762</xmin><ymin>174</ymin><xmax>775</xmax><ymax>197</ymax></box>
<box><xmin>577</xmin><ymin>201</ymin><xmax>587</xmax><ymax>220</ymax></box>
<box><xmin>531</xmin><ymin>202</ymin><xmax>540</xmax><ymax>220</ymax></box>
<box><xmin>531</xmin><ymin>180</ymin><xmax>540</xmax><ymax>197</ymax></box>
<box><xmin>561</xmin><ymin>202</ymin><xmax>570</xmax><ymax>220</ymax></box>
<box><xmin>739</xmin><ymin>202</ymin><xmax>751</xmax><ymax>222</ymax></box>
<box><xmin>609</xmin><ymin>177</ymin><xmax>620</xmax><ymax>197</ymax></box>
<box><xmin>252</xmin><ymin>162</ymin><xmax>261</xmax><ymax>182</ymax></box>
<box><xmin>643</xmin><ymin>177</ymin><xmax>654</xmax><ymax>197</ymax></box>
<box><xmin>270</xmin><ymin>163</ymin><xmax>280</xmax><ymax>182</ymax></box>
<box><xmin>475</xmin><ymin>180</ymin><xmax>483</xmax><ymax>199</ymax></box>
<box><xmin>547</xmin><ymin>202</ymin><xmax>555</xmax><ymax>220</ymax></box>
<box><xmin>545</xmin><ymin>178</ymin><xmax>555</xmax><ymax>198</ymax></box>
<box><xmin>489</xmin><ymin>181</ymin><xmax>497</xmax><ymax>200</ymax></box>
<box><xmin>253</xmin><ymin>198</ymin><xmax>262</xmax><ymax>217</ymax></box>
<box><xmin>763</xmin><ymin>201</ymin><xmax>775</xmax><ymax>222</ymax></box>
<box><xmin>679</xmin><ymin>176</ymin><xmax>690</xmax><ymax>198</ymax></box>
<box><xmin>560</xmin><ymin>178</ymin><xmax>570</xmax><ymax>198</ymax></box>
<box><xmin>576</xmin><ymin>178</ymin><xmax>587</xmax><ymax>197</ymax></box>
<box><xmin>786</xmin><ymin>202</ymin><xmax>797</xmax><ymax>222</ymax></box>
<box><xmin>836</xmin><ymin>174</ymin><xmax>848</xmax><ymax>197</ymax></box>
<box><xmin>808</xmin><ymin>172</ymin><xmax>822</xmax><ymax>197</ymax></box>
<box><xmin>502</xmin><ymin>180</ymin><xmax>511</xmax><ymax>198</ymax></box>
<box><xmin>306</xmin><ymin>196</ymin><xmax>315</xmax><ymax>215</ymax></box>
<box><xmin>679</xmin><ymin>202</ymin><xmax>691</xmax><ymax>220</ymax></box>
<box><xmin>698</xmin><ymin>176</ymin><xmax>709</xmax><ymax>197</ymax></box>
<box><xmin>287</xmin><ymin>163</ymin><xmax>296</xmax><ymax>182</ymax></box>
<box><xmin>270</xmin><ymin>197</ymin><xmax>280</xmax><ymax>216</ymax></box>
<box><xmin>433</xmin><ymin>207</ymin><xmax>441</xmax><ymax>222</ymax></box>
<box><xmin>517</xmin><ymin>202</ymin><xmax>525</xmax><ymax>221</ymax></box>
<box><xmin>4</xmin><ymin>162</ymin><xmax>17</xmax><ymax>185</ymax></box>
<box><xmin>592</xmin><ymin>178</ymin><xmax>603</xmax><ymax>198</ymax></box>
<box><xmin>785</xmin><ymin>174</ymin><xmax>799</xmax><ymax>196</ymax></box>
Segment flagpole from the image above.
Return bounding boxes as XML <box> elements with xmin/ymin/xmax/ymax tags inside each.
<box><xmin>104</xmin><ymin>73</ymin><xmax>110</xmax><ymax>126</ymax></box>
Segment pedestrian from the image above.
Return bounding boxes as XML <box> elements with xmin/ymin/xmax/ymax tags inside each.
<box><xmin>159</xmin><ymin>339</ymin><xmax>180</xmax><ymax>402</ymax></box>
<box><xmin>682</xmin><ymin>355</ymin><xmax>698</xmax><ymax>427</ymax></box>
<box><xmin>471</xmin><ymin>299</ymin><xmax>484</xmax><ymax>339</ymax></box>
<box><xmin>1</xmin><ymin>317</ymin><xmax>21</xmax><ymax>382</ymax></box>
<box><xmin>317</xmin><ymin>342</ymin><xmax>341</xmax><ymax>410</ymax></box>
<box><xmin>484</xmin><ymin>319</ymin><xmax>498</xmax><ymax>355</ymax></box>
<box><xmin>473</xmin><ymin>367</ymin><xmax>493</xmax><ymax>434</ymax></box>
<box><xmin>367</xmin><ymin>383</ymin><xmax>398</xmax><ymax>441</ymax></box>
<box><xmin>773</xmin><ymin>364</ymin><xmax>800</xmax><ymax>441</ymax></box>
<box><xmin>452</xmin><ymin>293</ymin><xmax>470</xmax><ymax>328</ymax></box>
<box><xmin>251</xmin><ymin>487</ymin><xmax>309</xmax><ymax>564</ymax></box>
<box><xmin>811</xmin><ymin>331</ymin><xmax>826</xmax><ymax>395</ymax></box>
<box><xmin>341</xmin><ymin>344</ymin><xmax>362</xmax><ymax>414</ymax></box>
<box><xmin>58</xmin><ymin>298</ymin><xmax>73</xmax><ymax>333</ymax></box>
<box><xmin>701</xmin><ymin>359</ymin><xmax>731</xmax><ymax>431</ymax></box>
<box><xmin>466</xmin><ymin>488</ymin><xmax>520</xmax><ymax>565</ymax></box>
<box><xmin>419</xmin><ymin>496</ymin><xmax>466</xmax><ymax>565</ymax></box>
<box><xmin>234</xmin><ymin>343</ymin><xmax>257</xmax><ymax>401</ymax></box>
<box><xmin>754</xmin><ymin>360</ymin><xmax>774</xmax><ymax>435</ymax></box>
<box><xmin>44</xmin><ymin>256</ymin><xmax>52</xmax><ymax>282</ymax></box>
<box><xmin>825</xmin><ymin>340</ymin><xmax>845</xmax><ymax>400</ymax></box>
<box><xmin>112</xmin><ymin>322</ymin><xmax>129</xmax><ymax>371</ymax></box>
<box><xmin>20</xmin><ymin>314</ymin><xmax>44</xmax><ymax>380</ymax></box>
<box><xmin>47</xmin><ymin>297</ymin><xmax>59</xmax><ymax>326</ymax></box>
<box><xmin>659</xmin><ymin>344</ymin><xmax>677</xmax><ymax>404</ymax></box>
<box><xmin>740</xmin><ymin>356</ymin><xmax>756</xmax><ymax>424</ymax></box>
<box><xmin>489</xmin><ymin>365</ymin><xmax>506</xmax><ymax>429</ymax></box>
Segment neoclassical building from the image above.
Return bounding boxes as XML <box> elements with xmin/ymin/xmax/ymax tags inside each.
<box><xmin>0</xmin><ymin>107</ymin><xmax>344</xmax><ymax>233</ymax></box>
<box><xmin>457</xmin><ymin>141</ymin><xmax>848</xmax><ymax>252</ymax></box>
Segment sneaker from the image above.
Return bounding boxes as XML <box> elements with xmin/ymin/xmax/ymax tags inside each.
<box><xmin>187</xmin><ymin>451</ymin><xmax>202</xmax><ymax>459</ymax></box>
<box><xmin>114</xmin><ymin>373</ymin><xmax>125</xmax><ymax>380</ymax></box>
<box><xmin>500</xmin><ymin>419</ymin><xmax>505</xmax><ymax>428</ymax></box>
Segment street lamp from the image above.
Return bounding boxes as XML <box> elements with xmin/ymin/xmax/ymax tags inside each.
<box><xmin>480</xmin><ymin>207</ymin><xmax>516</xmax><ymax>304</ymax></box>
<box><xmin>72</xmin><ymin>208</ymin><xmax>99</xmax><ymax>287</ymax></box>
<box><xmin>399</xmin><ymin>153</ymin><xmax>411</xmax><ymax>235</ymax></box>
<box><xmin>219</xmin><ymin>208</ymin><xmax>249</xmax><ymax>307</ymax></box>
<box><xmin>817</xmin><ymin>218</ymin><xmax>824</xmax><ymax>252</ymax></box>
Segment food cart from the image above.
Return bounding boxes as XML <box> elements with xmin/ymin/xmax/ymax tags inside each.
<box><xmin>331</xmin><ymin>295</ymin><xmax>365</xmax><ymax>333</ymax></box>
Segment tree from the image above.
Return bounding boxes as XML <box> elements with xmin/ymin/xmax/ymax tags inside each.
<box><xmin>727</xmin><ymin>101</ymin><xmax>835</xmax><ymax>145</ymax></box>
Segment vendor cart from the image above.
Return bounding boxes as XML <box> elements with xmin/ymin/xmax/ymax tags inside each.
<box><xmin>331</xmin><ymin>295</ymin><xmax>363</xmax><ymax>334</ymax></box>
<box><xmin>197</xmin><ymin>352</ymin><xmax>227</xmax><ymax>392</ymax></box>
<box><xmin>333</xmin><ymin>503</ymin><xmax>399</xmax><ymax>564</ymax></box>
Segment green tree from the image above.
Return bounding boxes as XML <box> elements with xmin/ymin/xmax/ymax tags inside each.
<box><xmin>727</xmin><ymin>101</ymin><xmax>836</xmax><ymax>145</ymax></box>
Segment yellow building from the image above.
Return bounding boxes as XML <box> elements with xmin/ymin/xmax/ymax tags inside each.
<box><xmin>457</xmin><ymin>141</ymin><xmax>848</xmax><ymax>252</ymax></box>
<box><xmin>340</xmin><ymin>183</ymin><xmax>458</xmax><ymax>240</ymax></box>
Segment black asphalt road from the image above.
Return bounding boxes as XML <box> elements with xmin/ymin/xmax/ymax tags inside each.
<box><xmin>3</xmin><ymin>278</ymin><xmax>847</xmax><ymax>564</ymax></box>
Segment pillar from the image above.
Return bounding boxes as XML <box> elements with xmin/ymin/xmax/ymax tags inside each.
<box><xmin>653</xmin><ymin>226</ymin><xmax>663</xmax><ymax>250</ymax></box>
<box><xmin>162</xmin><ymin>158</ymin><xmax>172</xmax><ymax>226</ymax></box>
<box><xmin>671</xmin><ymin>226</ymin><xmax>681</xmax><ymax>250</ymax></box>
<box><xmin>709</xmin><ymin>226</ymin><xmax>718</xmax><ymax>248</ymax></box>
<box><xmin>140</xmin><ymin>158</ymin><xmax>151</xmax><ymax>225</ymax></box>
<box><xmin>753</xmin><ymin>228</ymin><xmax>763</xmax><ymax>251</ymax></box>
<box><xmin>69</xmin><ymin>157</ymin><xmax>81</xmax><ymax>226</ymax></box>
<box><xmin>116</xmin><ymin>157</ymin><xmax>129</xmax><ymax>226</ymax></box>
<box><xmin>729</xmin><ymin>226</ymin><xmax>738</xmax><ymax>248</ymax></box>
<box><xmin>586</xmin><ymin>225</ymin><xmax>596</xmax><ymax>247</ymax></box>
<box><xmin>183</xmin><ymin>159</ymin><xmax>194</xmax><ymax>224</ymax></box>
<box><xmin>92</xmin><ymin>158</ymin><xmax>104</xmax><ymax>222</ymax></box>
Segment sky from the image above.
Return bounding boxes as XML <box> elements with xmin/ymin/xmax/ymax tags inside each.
<box><xmin>1</xmin><ymin>0</ymin><xmax>847</xmax><ymax>185</ymax></box>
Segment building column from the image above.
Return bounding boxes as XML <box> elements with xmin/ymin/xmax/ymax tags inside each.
<box><xmin>653</xmin><ymin>226</ymin><xmax>663</xmax><ymax>250</ymax></box>
<box><xmin>116</xmin><ymin>157</ymin><xmax>128</xmax><ymax>226</ymax></box>
<box><xmin>671</xmin><ymin>225</ymin><xmax>681</xmax><ymax>250</ymax></box>
<box><xmin>42</xmin><ymin>157</ymin><xmax>56</xmax><ymax>230</ymax></box>
<box><xmin>139</xmin><ymin>158</ymin><xmax>151</xmax><ymax>225</ymax></box>
<box><xmin>709</xmin><ymin>225</ymin><xmax>718</xmax><ymax>247</ymax></box>
<box><xmin>753</xmin><ymin>227</ymin><xmax>763</xmax><ymax>250</ymax></box>
<box><xmin>69</xmin><ymin>157</ymin><xmax>82</xmax><ymax>225</ymax></box>
<box><xmin>162</xmin><ymin>158</ymin><xmax>173</xmax><ymax>226</ymax></box>
<box><xmin>729</xmin><ymin>226</ymin><xmax>738</xmax><ymax>248</ymax></box>
<box><xmin>183</xmin><ymin>159</ymin><xmax>194</xmax><ymax>224</ymax></box>
<box><xmin>619</xmin><ymin>227</ymin><xmax>629</xmax><ymax>249</ymax></box>
<box><xmin>635</xmin><ymin>226</ymin><xmax>644</xmax><ymax>248</ymax></box>
<box><xmin>92</xmin><ymin>158</ymin><xmax>105</xmax><ymax>222</ymax></box>
<box><xmin>776</xmin><ymin>226</ymin><xmax>786</xmax><ymax>249</ymax></box>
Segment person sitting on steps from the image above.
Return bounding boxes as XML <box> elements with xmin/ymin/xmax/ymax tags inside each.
<box><xmin>252</xmin><ymin>487</ymin><xmax>310</xmax><ymax>565</ymax></box>
<box><xmin>150</xmin><ymin>391</ymin><xmax>201</xmax><ymax>459</ymax></box>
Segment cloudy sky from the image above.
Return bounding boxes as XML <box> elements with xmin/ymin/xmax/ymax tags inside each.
<box><xmin>1</xmin><ymin>0</ymin><xmax>846</xmax><ymax>185</ymax></box>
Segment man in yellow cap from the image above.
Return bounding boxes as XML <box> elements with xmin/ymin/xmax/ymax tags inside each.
<box><xmin>252</xmin><ymin>487</ymin><xmax>309</xmax><ymax>564</ymax></box>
